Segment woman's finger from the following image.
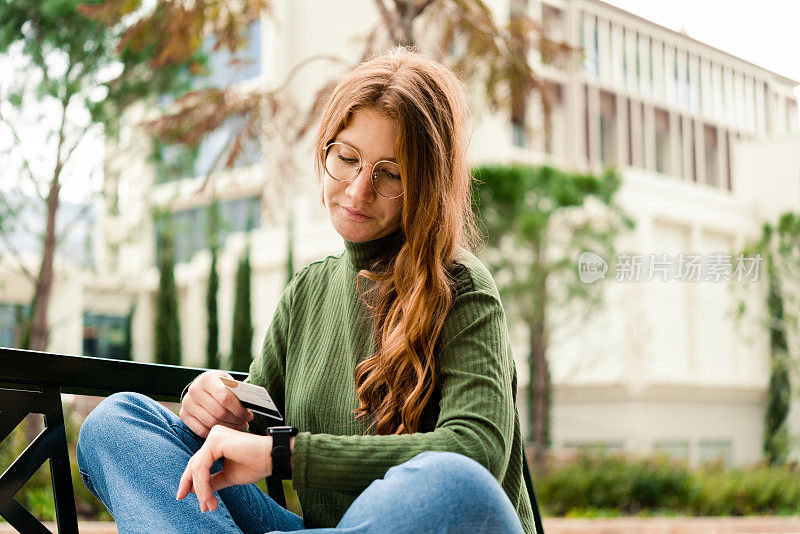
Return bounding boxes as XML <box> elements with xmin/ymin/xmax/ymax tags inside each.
<box><xmin>196</xmin><ymin>388</ymin><xmax>249</xmax><ymax>426</ymax></box>
<box><xmin>176</xmin><ymin>462</ymin><xmax>194</xmax><ymax>501</ymax></box>
<box><xmin>211</xmin><ymin>385</ymin><xmax>253</xmax><ymax>422</ymax></box>
<box><xmin>208</xmin><ymin>470</ymin><xmax>233</xmax><ymax>494</ymax></box>
<box><xmin>180</xmin><ymin>412</ymin><xmax>210</xmax><ymax>439</ymax></box>
<box><xmin>191</xmin><ymin>441</ymin><xmax>220</xmax><ymax>512</ymax></box>
<box><xmin>189</xmin><ymin>403</ymin><xmax>228</xmax><ymax>431</ymax></box>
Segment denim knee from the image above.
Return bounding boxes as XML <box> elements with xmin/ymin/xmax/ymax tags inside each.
<box><xmin>77</xmin><ymin>392</ymin><xmax>155</xmax><ymax>469</ymax></box>
<box><xmin>396</xmin><ymin>451</ymin><xmax>504</xmax><ymax>500</ymax></box>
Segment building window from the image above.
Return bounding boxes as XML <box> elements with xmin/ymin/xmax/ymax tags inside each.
<box><xmin>0</xmin><ymin>304</ymin><xmax>27</xmax><ymax>348</ymax></box>
<box><xmin>635</xmin><ymin>33</ymin><xmax>642</xmax><ymax>90</ymax></box>
<box><xmin>594</xmin><ymin>17</ymin><xmax>600</xmax><ymax>76</ymax></box>
<box><xmin>584</xmin><ymin>85</ymin><xmax>591</xmax><ymax>162</ymax></box>
<box><xmin>725</xmin><ymin>130</ymin><xmax>732</xmax><ymax>190</ymax></box>
<box><xmin>626</xmin><ymin>98</ymin><xmax>633</xmax><ymax>166</ymax></box>
<box><xmin>621</xmin><ymin>28</ymin><xmax>627</xmax><ymax>80</ymax></box>
<box><xmin>581</xmin><ymin>13</ymin><xmax>598</xmax><ymax>76</ymax></box>
<box><xmin>83</xmin><ymin>313</ymin><xmax>131</xmax><ymax>360</ymax></box>
<box><xmin>672</xmin><ymin>50</ymin><xmax>680</xmax><ymax>105</ymax></box>
<box><xmin>676</xmin><ymin>115</ymin><xmax>684</xmax><ymax>178</ymax></box>
<box><xmin>654</xmin><ymin>108</ymin><xmax>670</xmax><ymax>174</ymax></box>
<box><xmin>684</xmin><ymin>52</ymin><xmax>691</xmax><ymax>109</ymax></box>
<box><xmin>649</xmin><ymin>39</ymin><xmax>655</xmax><ymax>95</ymax></box>
<box><xmin>698</xmin><ymin>439</ymin><xmax>732</xmax><ymax>466</ymax></box>
<box><xmin>155</xmin><ymin>196</ymin><xmax>262</xmax><ymax>264</ymax></box>
<box><xmin>194</xmin><ymin>116</ymin><xmax>264</xmax><ymax>177</ymax></box>
<box><xmin>154</xmin><ymin>144</ymin><xmax>200</xmax><ymax>185</ymax></box>
<box><xmin>690</xmin><ymin>119</ymin><xmax>697</xmax><ymax>182</ymax></box>
<box><xmin>653</xmin><ymin>440</ymin><xmax>690</xmax><ymax>462</ymax></box>
<box><xmin>202</xmin><ymin>21</ymin><xmax>262</xmax><ymax>88</ymax></box>
<box><xmin>640</xmin><ymin>102</ymin><xmax>646</xmax><ymax>169</ymax></box>
<box><xmin>704</xmin><ymin>124</ymin><xmax>719</xmax><ymax>187</ymax></box>
<box><xmin>511</xmin><ymin>122</ymin><xmax>526</xmax><ymax>148</ymax></box>
<box><xmin>713</xmin><ymin>64</ymin><xmax>723</xmax><ymax>118</ymax></box>
<box><xmin>600</xmin><ymin>91</ymin><xmax>617</xmax><ymax>165</ymax></box>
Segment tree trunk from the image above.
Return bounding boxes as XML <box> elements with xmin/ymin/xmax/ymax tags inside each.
<box><xmin>29</xmin><ymin>167</ymin><xmax>62</xmax><ymax>351</ymax></box>
<box><xmin>527</xmin><ymin>240</ymin><xmax>550</xmax><ymax>472</ymax></box>
<box><xmin>29</xmin><ymin>94</ymin><xmax>69</xmax><ymax>352</ymax></box>
<box><xmin>529</xmin><ymin>313</ymin><xmax>550</xmax><ymax>471</ymax></box>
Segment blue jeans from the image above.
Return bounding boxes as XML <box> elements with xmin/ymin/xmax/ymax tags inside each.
<box><xmin>77</xmin><ymin>392</ymin><xmax>525</xmax><ymax>533</ymax></box>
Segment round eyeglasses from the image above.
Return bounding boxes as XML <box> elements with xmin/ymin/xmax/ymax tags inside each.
<box><xmin>323</xmin><ymin>142</ymin><xmax>404</xmax><ymax>199</ymax></box>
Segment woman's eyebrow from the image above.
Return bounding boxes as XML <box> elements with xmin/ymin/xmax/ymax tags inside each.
<box><xmin>335</xmin><ymin>136</ymin><xmax>397</xmax><ymax>163</ymax></box>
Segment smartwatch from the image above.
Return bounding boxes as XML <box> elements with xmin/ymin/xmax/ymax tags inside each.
<box><xmin>267</xmin><ymin>426</ymin><xmax>299</xmax><ymax>479</ymax></box>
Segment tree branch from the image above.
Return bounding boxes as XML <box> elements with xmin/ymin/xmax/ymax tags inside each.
<box><xmin>373</xmin><ymin>0</ymin><xmax>401</xmax><ymax>43</ymax></box>
<box><xmin>0</xmin><ymin>231</ymin><xmax>37</xmax><ymax>283</ymax></box>
<box><xmin>0</xmin><ymin>108</ymin><xmax>48</xmax><ymax>202</ymax></box>
<box><xmin>55</xmin><ymin>200</ymin><xmax>97</xmax><ymax>248</ymax></box>
<box><xmin>413</xmin><ymin>0</ymin><xmax>436</xmax><ymax>18</ymax></box>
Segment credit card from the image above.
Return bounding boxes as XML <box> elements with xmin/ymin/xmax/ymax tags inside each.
<box><xmin>220</xmin><ymin>377</ymin><xmax>283</xmax><ymax>422</ymax></box>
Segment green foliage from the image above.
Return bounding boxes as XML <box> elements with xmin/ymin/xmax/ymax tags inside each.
<box><xmin>472</xmin><ymin>164</ymin><xmax>632</xmax><ymax>457</ymax></box>
<box><xmin>206</xmin><ymin>251</ymin><xmax>220</xmax><ymax>369</ymax></box>
<box><xmin>538</xmin><ymin>453</ymin><xmax>800</xmax><ymax>517</ymax></box>
<box><xmin>151</xmin><ymin>142</ymin><xmax>201</xmax><ymax>185</ymax></box>
<box><xmin>765</xmin><ymin>270</ymin><xmax>790</xmax><ymax>465</ymax></box>
<box><xmin>539</xmin><ymin>454</ymin><xmax>693</xmax><ymax>516</ymax></box>
<box><xmin>472</xmin><ymin>164</ymin><xmax>632</xmax><ymax>321</ymax></box>
<box><xmin>206</xmin><ymin>201</ymin><xmax>221</xmax><ymax>369</ymax></box>
<box><xmin>155</xmin><ymin>224</ymin><xmax>182</xmax><ymax>366</ymax></box>
<box><xmin>230</xmin><ymin>248</ymin><xmax>253</xmax><ymax>372</ymax></box>
<box><xmin>0</xmin><ymin>0</ymin><xmax>196</xmax><ymax>129</ymax></box>
<box><xmin>734</xmin><ymin>212</ymin><xmax>800</xmax><ymax>465</ymax></box>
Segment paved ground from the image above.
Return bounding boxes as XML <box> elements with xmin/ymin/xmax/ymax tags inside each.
<box><xmin>3</xmin><ymin>518</ymin><xmax>800</xmax><ymax>533</ymax></box>
<box><xmin>543</xmin><ymin>517</ymin><xmax>800</xmax><ymax>533</ymax></box>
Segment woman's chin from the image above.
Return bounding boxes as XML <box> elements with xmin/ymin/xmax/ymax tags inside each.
<box><xmin>332</xmin><ymin>217</ymin><xmax>377</xmax><ymax>243</ymax></box>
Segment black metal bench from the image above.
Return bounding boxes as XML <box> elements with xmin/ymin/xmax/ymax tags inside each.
<box><xmin>0</xmin><ymin>347</ymin><xmax>544</xmax><ymax>533</ymax></box>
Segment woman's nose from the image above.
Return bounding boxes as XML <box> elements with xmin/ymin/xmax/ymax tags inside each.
<box><xmin>345</xmin><ymin>165</ymin><xmax>375</xmax><ymax>201</ymax></box>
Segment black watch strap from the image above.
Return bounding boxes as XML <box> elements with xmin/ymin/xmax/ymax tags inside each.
<box><xmin>268</xmin><ymin>426</ymin><xmax>298</xmax><ymax>479</ymax></box>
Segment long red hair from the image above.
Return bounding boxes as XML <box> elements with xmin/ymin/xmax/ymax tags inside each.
<box><xmin>314</xmin><ymin>47</ymin><xmax>477</xmax><ymax>435</ymax></box>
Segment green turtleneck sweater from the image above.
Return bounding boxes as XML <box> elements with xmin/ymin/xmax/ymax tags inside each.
<box><xmin>247</xmin><ymin>231</ymin><xmax>535</xmax><ymax>532</ymax></box>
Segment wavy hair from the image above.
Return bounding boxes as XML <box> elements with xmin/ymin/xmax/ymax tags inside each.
<box><xmin>314</xmin><ymin>47</ymin><xmax>477</xmax><ymax>435</ymax></box>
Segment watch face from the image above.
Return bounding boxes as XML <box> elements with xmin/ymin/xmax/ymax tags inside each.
<box><xmin>269</xmin><ymin>426</ymin><xmax>298</xmax><ymax>436</ymax></box>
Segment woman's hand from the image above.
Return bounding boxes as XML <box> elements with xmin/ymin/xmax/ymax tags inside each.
<box><xmin>180</xmin><ymin>370</ymin><xmax>253</xmax><ymax>438</ymax></box>
<box><xmin>176</xmin><ymin>425</ymin><xmax>272</xmax><ymax>512</ymax></box>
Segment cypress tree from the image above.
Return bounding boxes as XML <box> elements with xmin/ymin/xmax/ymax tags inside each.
<box><xmin>230</xmin><ymin>248</ymin><xmax>253</xmax><ymax>372</ymax></box>
<box><xmin>764</xmin><ymin>265</ymin><xmax>790</xmax><ymax>464</ymax></box>
<box><xmin>155</xmin><ymin>224</ymin><xmax>182</xmax><ymax>366</ymax></box>
<box><xmin>206</xmin><ymin>250</ymin><xmax>220</xmax><ymax>369</ymax></box>
<box><xmin>206</xmin><ymin>200</ymin><xmax>221</xmax><ymax>369</ymax></box>
<box><xmin>286</xmin><ymin>208</ymin><xmax>295</xmax><ymax>286</ymax></box>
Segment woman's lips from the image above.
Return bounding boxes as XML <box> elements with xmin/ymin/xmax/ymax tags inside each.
<box><xmin>342</xmin><ymin>206</ymin><xmax>370</xmax><ymax>222</ymax></box>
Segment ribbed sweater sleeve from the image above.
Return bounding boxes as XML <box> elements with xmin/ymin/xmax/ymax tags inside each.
<box><xmin>290</xmin><ymin>287</ymin><xmax>515</xmax><ymax>494</ymax></box>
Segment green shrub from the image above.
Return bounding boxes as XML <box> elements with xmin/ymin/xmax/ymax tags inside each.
<box><xmin>537</xmin><ymin>453</ymin><xmax>800</xmax><ymax>517</ymax></box>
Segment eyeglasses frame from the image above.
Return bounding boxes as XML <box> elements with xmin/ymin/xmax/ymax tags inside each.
<box><xmin>322</xmin><ymin>141</ymin><xmax>404</xmax><ymax>199</ymax></box>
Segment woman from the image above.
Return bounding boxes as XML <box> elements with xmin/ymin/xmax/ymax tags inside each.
<box><xmin>77</xmin><ymin>47</ymin><xmax>535</xmax><ymax>533</ymax></box>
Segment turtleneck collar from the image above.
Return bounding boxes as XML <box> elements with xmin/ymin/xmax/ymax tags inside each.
<box><xmin>343</xmin><ymin>229</ymin><xmax>404</xmax><ymax>271</ymax></box>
